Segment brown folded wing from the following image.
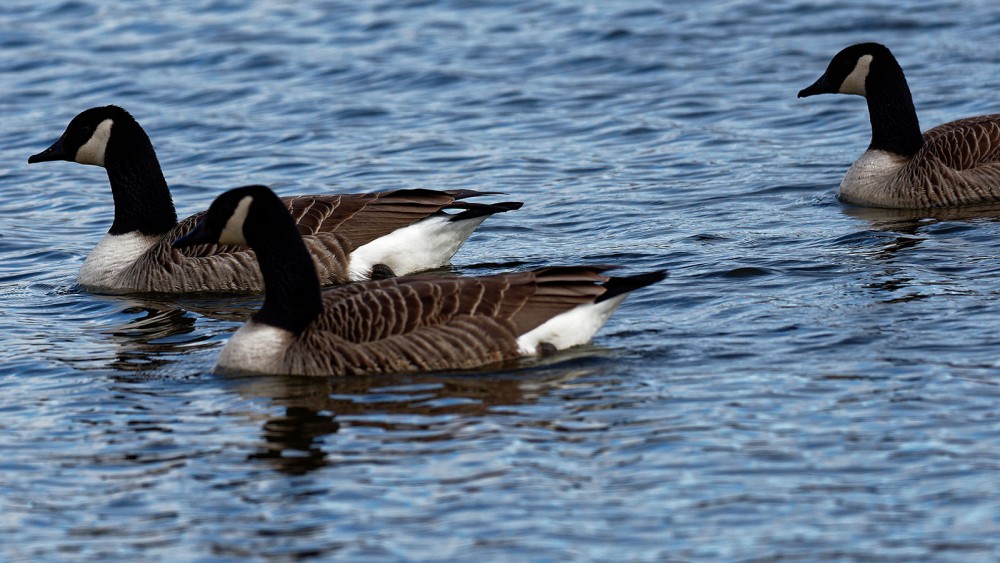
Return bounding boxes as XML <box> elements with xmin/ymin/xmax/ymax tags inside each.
<box><xmin>907</xmin><ymin>115</ymin><xmax>1000</xmax><ymax>206</ymax></box>
<box><xmin>116</xmin><ymin>190</ymin><xmax>492</xmax><ymax>292</ymax></box>
<box><xmin>285</xmin><ymin>266</ymin><xmax>618</xmax><ymax>376</ymax></box>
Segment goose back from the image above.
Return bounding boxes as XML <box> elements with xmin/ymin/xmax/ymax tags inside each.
<box><xmin>221</xmin><ymin>266</ymin><xmax>661</xmax><ymax>376</ymax></box>
<box><xmin>905</xmin><ymin>116</ymin><xmax>1000</xmax><ymax>207</ymax></box>
<box><xmin>800</xmin><ymin>43</ymin><xmax>1000</xmax><ymax>209</ymax></box>
<box><xmin>98</xmin><ymin>190</ymin><xmax>515</xmax><ymax>293</ymax></box>
<box><xmin>172</xmin><ymin>186</ymin><xmax>662</xmax><ymax>377</ymax></box>
<box><xmin>844</xmin><ymin>117</ymin><xmax>1000</xmax><ymax>208</ymax></box>
<box><xmin>29</xmin><ymin>106</ymin><xmax>521</xmax><ymax>292</ymax></box>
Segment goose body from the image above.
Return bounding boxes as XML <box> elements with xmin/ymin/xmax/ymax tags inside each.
<box><xmin>173</xmin><ymin>185</ymin><xmax>664</xmax><ymax>377</ymax></box>
<box><xmin>798</xmin><ymin>43</ymin><xmax>1000</xmax><ymax>209</ymax></box>
<box><xmin>28</xmin><ymin>106</ymin><xmax>521</xmax><ymax>293</ymax></box>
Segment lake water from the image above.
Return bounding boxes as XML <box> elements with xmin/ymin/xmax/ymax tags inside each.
<box><xmin>2</xmin><ymin>0</ymin><xmax>1000</xmax><ymax>560</ymax></box>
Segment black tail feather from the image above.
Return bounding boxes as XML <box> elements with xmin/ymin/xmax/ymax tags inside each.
<box><xmin>447</xmin><ymin>201</ymin><xmax>524</xmax><ymax>221</ymax></box>
<box><xmin>597</xmin><ymin>271</ymin><xmax>667</xmax><ymax>303</ymax></box>
<box><xmin>443</xmin><ymin>189</ymin><xmax>506</xmax><ymax>200</ymax></box>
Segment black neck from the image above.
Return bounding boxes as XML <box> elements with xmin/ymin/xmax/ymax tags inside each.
<box><xmin>247</xmin><ymin>203</ymin><xmax>323</xmax><ymax>335</ymax></box>
<box><xmin>865</xmin><ymin>57</ymin><xmax>924</xmax><ymax>157</ymax></box>
<box><xmin>104</xmin><ymin>122</ymin><xmax>177</xmax><ymax>236</ymax></box>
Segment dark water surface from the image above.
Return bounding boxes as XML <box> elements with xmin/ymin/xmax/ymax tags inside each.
<box><xmin>2</xmin><ymin>0</ymin><xmax>1000</xmax><ymax>560</ymax></box>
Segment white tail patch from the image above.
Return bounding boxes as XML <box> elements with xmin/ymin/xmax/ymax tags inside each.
<box><xmin>516</xmin><ymin>293</ymin><xmax>630</xmax><ymax>355</ymax></box>
<box><xmin>78</xmin><ymin>232</ymin><xmax>159</xmax><ymax>289</ymax></box>
<box><xmin>76</xmin><ymin>118</ymin><xmax>113</xmax><ymax>166</ymax></box>
<box><xmin>840</xmin><ymin>54</ymin><xmax>872</xmax><ymax>96</ymax></box>
<box><xmin>218</xmin><ymin>195</ymin><xmax>253</xmax><ymax>245</ymax></box>
<box><xmin>347</xmin><ymin>214</ymin><xmax>489</xmax><ymax>281</ymax></box>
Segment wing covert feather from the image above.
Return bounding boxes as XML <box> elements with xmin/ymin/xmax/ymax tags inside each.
<box><xmin>280</xmin><ymin>266</ymin><xmax>625</xmax><ymax>375</ymax></box>
<box><xmin>114</xmin><ymin>189</ymin><xmax>503</xmax><ymax>291</ymax></box>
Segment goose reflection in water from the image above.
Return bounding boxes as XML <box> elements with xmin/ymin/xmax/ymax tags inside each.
<box><xmin>841</xmin><ymin>202</ymin><xmax>1000</xmax><ymax>233</ymax></box>
<box><xmin>97</xmin><ymin>299</ymin><xmax>612</xmax><ymax>476</ymax></box>
<box><xmin>228</xmin><ymin>355</ymin><xmax>606</xmax><ymax>476</ymax></box>
<box><xmin>94</xmin><ymin>294</ymin><xmax>260</xmax><ymax>376</ymax></box>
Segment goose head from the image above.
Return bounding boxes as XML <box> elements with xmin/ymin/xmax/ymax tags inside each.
<box><xmin>798</xmin><ymin>42</ymin><xmax>897</xmax><ymax>98</ymax></box>
<box><xmin>28</xmin><ymin>105</ymin><xmax>142</xmax><ymax>167</ymax></box>
<box><xmin>174</xmin><ymin>185</ymin><xmax>322</xmax><ymax>333</ymax></box>
<box><xmin>173</xmin><ymin>185</ymin><xmax>276</xmax><ymax>249</ymax></box>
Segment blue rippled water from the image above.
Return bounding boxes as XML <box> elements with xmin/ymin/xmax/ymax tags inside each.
<box><xmin>2</xmin><ymin>0</ymin><xmax>1000</xmax><ymax>560</ymax></box>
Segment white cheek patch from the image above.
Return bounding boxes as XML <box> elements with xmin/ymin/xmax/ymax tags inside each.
<box><xmin>218</xmin><ymin>195</ymin><xmax>253</xmax><ymax>245</ymax></box>
<box><xmin>75</xmin><ymin>118</ymin><xmax>113</xmax><ymax>166</ymax></box>
<box><xmin>840</xmin><ymin>54</ymin><xmax>873</xmax><ymax>96</ymax></box>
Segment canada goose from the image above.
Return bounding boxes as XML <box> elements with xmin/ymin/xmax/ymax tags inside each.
<box><xmin>173</xmin><ymin>185</ymin><xmax>665</xmax><ymax>376</ymax></box>
<box><xmin>798</xmin><ymin>42</ymin><xmax>1000</xmax><ymax>209</ymax></box>
<box><xmin>28</xmin><ymin>105</ymin><xmax>521</xmax><ymax>293</ymax></box>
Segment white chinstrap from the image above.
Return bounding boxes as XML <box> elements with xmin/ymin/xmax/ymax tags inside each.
<box><xmin>75</xmin><ymin>118</ymin><xmax>113</xmax><ymax>166</ymax></box>
<box><xmin>839</xmin><ymin>54</ymin><xmax>872</xmax><ymax>96</ymax></box>
<box><xmin>219</xmin><ymin>196</ymin><xmax>253</xmax><ymax>245</ymax></box>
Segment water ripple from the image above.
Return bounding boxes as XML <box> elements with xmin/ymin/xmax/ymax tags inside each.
<box><xmin>2</xmin><ymin>0</ymin><xmax>1000</xmax><ymax>560</ymax></box>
